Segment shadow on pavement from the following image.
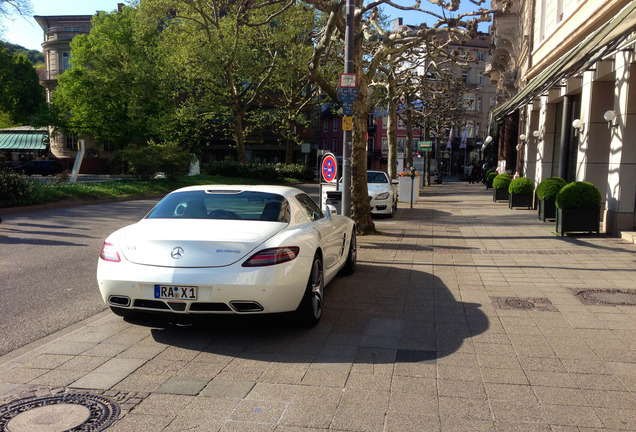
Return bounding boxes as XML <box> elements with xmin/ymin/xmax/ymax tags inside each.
<box><xmin>127</xmin><ymin>263</ymin><xmax>490</xmax><ymax>365</ymax></box>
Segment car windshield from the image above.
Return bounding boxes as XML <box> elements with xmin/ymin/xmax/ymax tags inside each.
<box><xmin>146</xmin><ymin>190</ymin><xmax>290</xmax><ymax>222</ymax></box>
<box><xmin>367</xmin><ymin>172</ymin><xmax>388</xmax><ymax>184</ymax></box>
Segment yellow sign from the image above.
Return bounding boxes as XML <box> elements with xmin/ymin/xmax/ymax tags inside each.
<box><xmin>342</xmin><ymin>116</ymin><xmax>353</xmax><ymax>131</ymax></box>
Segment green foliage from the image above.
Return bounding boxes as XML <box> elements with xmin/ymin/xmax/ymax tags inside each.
<box><xmin>0</xmin><ymin>168</ymin><xmax>37</xmax><ymax>207</ymax></box>
<box><xmin>203</xmin><ymin>160</ymin><xmax>313</xmax><ymax>182</ymax></box>
<box><xmin>486</xmin><ymin>171</ymin><xmax>497</xmax><ymax>182</ymax></box>
<box><xmin>555</xmin><ymin>181</ymin><xmax>601</xmax><ymax>210</ymax></box>
<box><xmin>536</xmin><ymin>177</ymin><xmax>567</xmax><ymax>201</ymax></box>
<box><xmin>121</xmin><ymin>141</ymin><xmax>193</xmax><ymax>180</ymax></box>
<box><xmin>50</xmin><ymin>6</ymin><xmax>174</xmax><ymax>148</ymax></box>
<box><xmin>0</xmin><ymin>41</ymin><xmax>45</xmax><ymax>65</ymax></box>
<box><xmin>492</xmin><ymin>173</ymin><xmax>511</xmax><ymax>190</ymax></box>
<box><xmin>508</xmin><ymin>177</ymin><xmax>534</xmax><ymax>194</ymax></box>
<box><xmin>0</xmin><ymin>48</ymin><xmax>46</xmax><ymax>125</ymax></box>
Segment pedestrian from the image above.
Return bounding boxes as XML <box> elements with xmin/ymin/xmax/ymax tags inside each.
<box><xmin>481</xmin><ymin>163</ymin><xmax>488</xmax><ymax>183</ymax></box>
<box><xmin>468</xmin><ymin>163</ymin><xmax>475</xmax><ymax>183</ymax></box>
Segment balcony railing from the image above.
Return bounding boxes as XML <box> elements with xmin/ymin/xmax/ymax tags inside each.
<box><xmin>40</xmin><ymin>70</ymin><xmax>66</xmax><ymax>82</ymax></box>
<box><xmin>44</xmin><ymin>27</ymin><xmax>91</xmax><ymax>43</ymax></box>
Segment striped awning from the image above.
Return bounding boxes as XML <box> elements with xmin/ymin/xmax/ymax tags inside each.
<box><xmin>0</xmin><ymin>132</ymin><xmax>48</xmax><ymax>150</ymax></box>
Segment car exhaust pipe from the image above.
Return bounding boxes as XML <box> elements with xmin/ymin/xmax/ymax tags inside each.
<box><xmin>109</xmin><ymin>295</ymin><xmax>131</xmax><ymax>307</ymax></box>
<box><xmin>230</xmin><ymin>301</ymin><xmax>264</xmax><ymax>312</ymax></box>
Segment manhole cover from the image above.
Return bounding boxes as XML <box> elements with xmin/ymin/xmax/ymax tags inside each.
<box><xmin>576</xmin><ymin>289</ymin><xmax>636</xmax><ymax>306</ymax></box>
<box><xmin>0</xmin><ymin>393</ymin><xmax>120</xmax><ymax>432</ymax></box>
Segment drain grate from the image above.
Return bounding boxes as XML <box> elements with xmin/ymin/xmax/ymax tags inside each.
<box><xmin>0</xmin><ymin>393</ymin><xmax>120</xmax><ymax>432</ymax></box>
<box><xmin>571</xmin><ymin>289</ymin><xmax>636</xmax><ymax>306</ymax></box>
<box><xmin>492</xmin><ymin>297</ymin><xmax>558</xmax><ymax>312</ymax></box>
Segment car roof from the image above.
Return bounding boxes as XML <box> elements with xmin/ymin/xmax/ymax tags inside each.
<box><xmin>170</xmin><ymin>184</ymin><xmax>304</xmax><ymax>199</ymax></box>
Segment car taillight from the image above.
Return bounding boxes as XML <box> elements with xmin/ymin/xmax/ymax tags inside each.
<box><xmin>242</xmin><ymin>247</ymin><xmax>300</xmax><ymax>267</ymax></box>
<box><xmin>100</xmin><ymin>242</ymin><xmax>121</xmax><ymax>262</ymax></box>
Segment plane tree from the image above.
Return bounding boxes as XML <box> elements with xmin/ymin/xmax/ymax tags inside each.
<box><xmin>137</xmin><ymin>0</ymin><xmax>299</xmax><ymax>163</ymax></box>
<box><xmin>303</xmin><ymin>0</ymin><xmax>492</xmax><ymax>234</ymax></box>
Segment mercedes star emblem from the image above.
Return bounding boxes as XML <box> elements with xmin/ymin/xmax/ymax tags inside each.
<box><xmin>171</xmin><ymin>247</ymin><xmax>184</xmax><ymax>259</ymax></box>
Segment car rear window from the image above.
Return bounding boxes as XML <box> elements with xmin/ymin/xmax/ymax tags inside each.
<box><xmin>145</xmin><ymin>190</ymin><xmax>290</xmax><ymax>222</ymax></box>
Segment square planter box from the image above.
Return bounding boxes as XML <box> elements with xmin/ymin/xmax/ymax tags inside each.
<box><xmin>509</xmin><ymin>192</ymin><xmax>533</xmax><ymax>209</ymax></box>
<box><xmin>538</xmin><ymin>198</ymin><xmax>556</xmax><ymax>221</ymax></box>
<box><xmin>398</xmin><ymin>176</ymin><xmax>419</xmax><ymax>203</ymax></box>
<box><xmin>556</xmin><ymin>206</ymin><xmax>601</xmax><ymax>236</ymax></box>
<box><xmin>485</xmin><ymin>179</ymin><xmax>493</xmax><ymax>189</ymax></box>
<box><xmin>493</xmin><ymin>187</ymin><xmax>509</xmax><ymax>202</ymax></box>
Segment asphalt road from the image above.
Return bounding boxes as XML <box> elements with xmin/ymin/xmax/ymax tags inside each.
<box><xmin>0</xmin><ymin>183</ymin><xmax>321</xmax><ymax>356</ymax></box>
<box><xmin>0</xmin><ymin>199</ymin><xmax>161</xmax><ymax>356</ymax></box>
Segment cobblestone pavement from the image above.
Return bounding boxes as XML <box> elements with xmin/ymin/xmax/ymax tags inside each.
<box><xmin>1</xmin><ymin>181</ymin><xmax>636</xmax><ymax>431</ymax></box>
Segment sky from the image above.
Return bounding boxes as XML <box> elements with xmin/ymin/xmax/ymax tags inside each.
<box><xmin>2</xmin><ymin>0</ymin><xmax>120</xmax><ymax>51</ymax></box>
<box><xmin>1</xmin><ymin>0</ymin><xmax>490</xmax><ymax>52</ymax></box>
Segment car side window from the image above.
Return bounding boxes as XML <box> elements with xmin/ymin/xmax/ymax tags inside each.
<box><xmin>295</xmin><ymin>193</ymin><xmax>324</xmax><ymax>221</ymax></box>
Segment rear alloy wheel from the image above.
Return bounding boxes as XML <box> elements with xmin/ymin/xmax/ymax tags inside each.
<box><xmin>340</xmin><ymin>230</ymin><xmax>356</xmax><ymax>276</ymax></box>
<box><xmin>295</xmin><ymin>254</ymin><xmax>324</xmax><ymax>326</ymax></box>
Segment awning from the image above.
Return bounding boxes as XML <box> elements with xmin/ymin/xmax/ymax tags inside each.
<box><xmin>493</xmin><ymin>1</ymin><xmax>636</xmax><ymax>120</ymax></box>
<box><xmin>0</xmin><ymin>133</ymin><xmax>48</xmax><ymax>150</ymax></box>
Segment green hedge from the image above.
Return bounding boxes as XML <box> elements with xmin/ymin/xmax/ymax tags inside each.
<box><xmin>202</xmin><ymin>160</ymin><xmax>314</xmax><ymax>182</ymax></box>
<box><xmin>555</xmin><ymin>181</ymin><xmax>601</xmax><ymax>210</ymax></box>
<box><xmin>509</xmin><ymin>177</ymin><xmax>534</xmax><ymax>194</ymax></box>
<box><xmin>492</xmin><ymin>173</ymin><xmax>511</xmax><ymax>190</ymax></box>
<box><xmin>536</xmin><ymin>177</ymin><xmax>567</xmax><ymax>201</ymax></box>
<box><xmin>0</xmin><ymin>168</ymin><xmax>37</xmax><ymax>207</ymax></box>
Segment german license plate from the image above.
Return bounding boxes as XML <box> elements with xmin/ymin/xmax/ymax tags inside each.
<box><xmin>154</xmin><ymin>285</ymin><xmax>197</xmax><ymax>300</ymax></box>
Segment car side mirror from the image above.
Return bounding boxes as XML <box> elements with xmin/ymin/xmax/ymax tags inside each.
<box><xmin>325</xmin><ymin>204</ymin><xmax>338</xmax><ymax>218</ymax></box>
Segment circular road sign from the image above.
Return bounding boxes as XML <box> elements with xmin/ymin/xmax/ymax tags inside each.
<box><xmin>321</xmin><ymin>154</ymin><xmax>338</xmax><ymax>183</ymax></box>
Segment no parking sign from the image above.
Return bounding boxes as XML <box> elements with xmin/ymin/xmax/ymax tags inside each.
<box><xmin>321</xmin><ymin>153</ymin><xmax>338</xmax><ymax>183</ymax></box>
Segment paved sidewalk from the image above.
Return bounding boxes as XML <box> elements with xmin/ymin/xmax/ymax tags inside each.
<box><xmin>1</xmin><ymin>181</ymin><xmax>636</xmax><ymax>431</ymax></box>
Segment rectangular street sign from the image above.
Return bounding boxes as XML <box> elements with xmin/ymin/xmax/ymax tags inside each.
<box><xmin>339</xmin><ymin>73</ymin><xmax>357</xmax><ymax>87</ymax></box>
<box><xmin>418</xmin><ymin>141</ymin><xmax>433</xmax><ymax>151</ymax></box>
<box><xmin>342</xmin><ymin>116</ymin><xmax>353</xmax><ymax>131</ymax></box>
<box><xmin>342</xmin><ymin>101</ymin><xmax>353</xmax><ymax>116</ymax></box>
<box><xmin>338</xmin><ymin>87</ymin><xmax>357</xmax><ymax>102</ymax></box>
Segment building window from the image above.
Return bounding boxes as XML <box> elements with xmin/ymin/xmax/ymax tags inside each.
<box><xmin>323</xmin><ymin>119</ymin><xmax>328</xmax><ymax>133</ymax></box>
<box><xmin>382</xmin><ymin>115</ymin><xmax>388</xmax><ymax>129</ymax></box>
<box><xmin>332</xmin><ymin>138</ymin><xmax>337</xmax><ymax>153</ymax></box>
<box><xmin>62</xmin><ymin>52</ymin><xmax>71</xmax><ymax>71</ymax></box>
<box><xmin>476</xmin><ymin>96</ymin><xmax>482</xmax><ymax>112</ymax></box>
<box><xmin>477</xmin><ymin>52</ymin><xmax>485</xmax><ymax>62</ymax></box>
<box><xmin>322</xmin><ymin>139</ymin><xmax>327</xmax><ymax>149</ymax></box>
<box><xmin>464</xmin><ymin>93</ymin><xmax>476</xmax><ymax>111</ymax></box>
<box><xmin>65</xmin><ymin>132</ymin><xmax>78</xmax><ymax>150</ymax></box>
<box><xmin>333</xmin><ymin>118</ymin><xmax>338</xmax><ymax>132</ymax></box>
<box><xmin>462</xmin><ymin>70</ymin><xmax>469</xmax><ymax>83</ymax></box>
<box><xmin>397</xmin><ymin>116</ymin><xmax>406</xmax><ymax>130</ymax></box>
<box><xmin>477</xmin><ymin>71</ymin><xmax>483</xmax><ymax>85</ymax></box>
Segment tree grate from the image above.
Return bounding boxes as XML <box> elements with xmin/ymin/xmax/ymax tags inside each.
<box><xmin>492</xmin><ymin>297</ymin><xmax>558</xmax><ymax>311</ymax></box>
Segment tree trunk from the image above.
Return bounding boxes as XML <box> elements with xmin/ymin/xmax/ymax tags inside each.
<box><xmin>387</xmin><ymin>78</ymin><xmax>397</xmax><ymax>179</ymax></box>
<box><xmin>232</xmin><ymin>105</ymin><xmax>247</xmax><ymax>163</ymax></box>
<box><xmin>285</xmin><ymin>118</ymin><xmax>295</xmax><ymax>164</ymax></box>
<box><xmin>405</xmin><ymin>94</ymin><xmax>414</xmax><ymax>169</ymax></box>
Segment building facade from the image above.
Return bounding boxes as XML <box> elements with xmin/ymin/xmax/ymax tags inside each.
<box><xmin>487</xmin><ymin>0</ymin><xmax>636</xmax><ymax>235</ymax></box>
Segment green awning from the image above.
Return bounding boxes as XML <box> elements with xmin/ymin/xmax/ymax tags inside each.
<box><xmin>493</xmin><ymin>1</ymin><xmax>636</xmax><ymax>121</ymax></box>
<box><xmin>0</xmin><ymin>133</ymin><xmax>48</xmax><ymax>150</ymax></box>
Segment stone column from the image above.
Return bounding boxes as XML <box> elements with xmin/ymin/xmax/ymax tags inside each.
<box><xmin>605</xmin><ymin>54</ymin><xmax>636</xmax><ymax>234</ymax></box>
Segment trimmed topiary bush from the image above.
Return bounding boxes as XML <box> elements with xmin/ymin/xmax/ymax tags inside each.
<box><xmin>508</xmin><ymin>177</ymin><xmax>534</xmax><ymax>194</ymax></box>
<box><xmin>486</xmin><ymin>172</ymin><xmax>497</xmax><ymax>183</ymax></box>
<box><xmin>536</xmin><ymin>177</ymin><xmax>567</xmax><ymax>201</ymax></box>
<box><xmin>492</xmin><ymin>173</ymin><xmax>511</xmax><ymax>190</ymax></box>
<box><xmin>555</xmin><ymin>181</ymin><xmax>601</xmax><ymax>210</ymax></box>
